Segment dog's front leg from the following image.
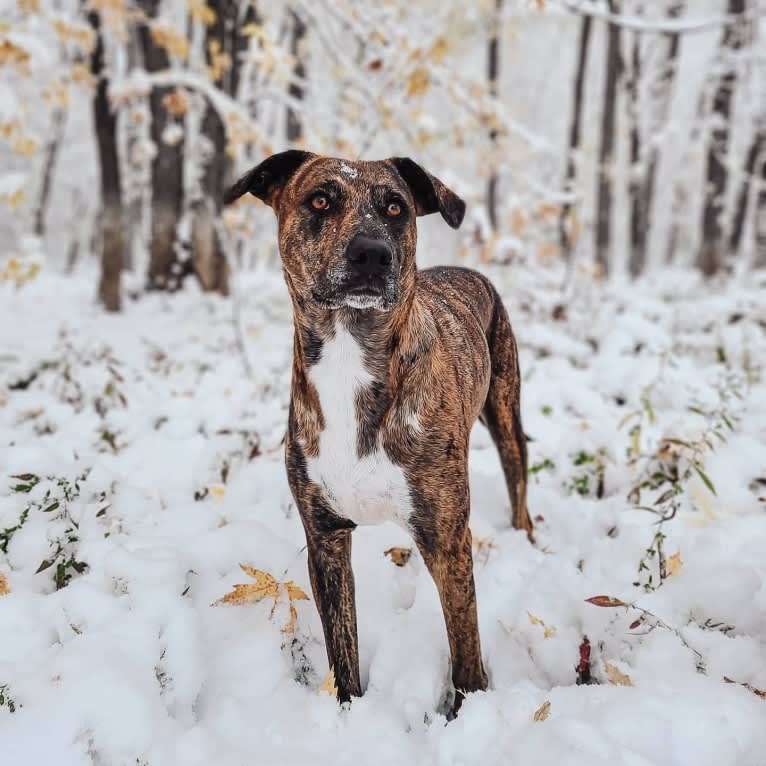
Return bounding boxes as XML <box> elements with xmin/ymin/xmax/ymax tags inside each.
<box><xmin>305</xmin><ymin>526</ymin><xmax>362</xmax><ymax>703</ymax></box>
<box><xmin>410</xmin><ymin>488</ymin><xmax>488</xmax><ymax>718</ymax></box>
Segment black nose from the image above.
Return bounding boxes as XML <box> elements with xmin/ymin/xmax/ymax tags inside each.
<box><xmin>346</xmin><ymin>234</ymin><xmax>393</xmax><ymax>276</ymax></box>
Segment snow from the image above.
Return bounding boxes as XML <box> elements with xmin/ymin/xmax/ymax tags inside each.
<box><xmin>1</xmin><ymin>263</ymin><xmax>765</xmax><ymax>765</ymax></box>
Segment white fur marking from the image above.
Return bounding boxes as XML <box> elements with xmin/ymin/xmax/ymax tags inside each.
<box><xmin>340</xmin><ymin>163</ymin><xmax>358</xmax><ymax>178</ymax></box>
<box><xmin>307</xmin><ymin>327</ymin><xmax>413</xmax><ymax>528</ymax></box>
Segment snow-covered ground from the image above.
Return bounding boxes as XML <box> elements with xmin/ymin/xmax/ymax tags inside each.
<box><xmin>1</xmin><ymin>263</ymin><xmax>765</xmax><ymax>765</ymax></box>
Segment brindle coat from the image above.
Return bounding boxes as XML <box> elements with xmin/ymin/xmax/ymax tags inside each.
<box><xmin>225</xmin><ymin>151</ymin><xmax>533</xmax><ymax>718</ymax></box>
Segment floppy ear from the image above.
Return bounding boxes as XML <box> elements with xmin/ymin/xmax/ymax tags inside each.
<box><xmin>388</xmin><ymin>157</ymin><xmax>466</xmax><ymax>229</ymax></box>
<box><xmin>223</xmin><ymin>150</ymin><xmax>315</xmax><ymax>207</ymax></box>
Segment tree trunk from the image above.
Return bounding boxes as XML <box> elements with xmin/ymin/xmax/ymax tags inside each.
<box><xmin>137</xmin><ymin>0</ymin><xmax>186</xmax><ymax>291</ymax></box>
<box><xmin>641</xmin><ymin>1</ymin><xmax>682</xmax><ymax>269</ymax></box>
<box><xmin>627</xmin><ymin>20</ymin><xmax>644</xmax><ymax>277</ymax></box>
<box><xmin>727</xmin><ymin>125</ymin><xmax>764</xmax><ymax>258</ymax></box>
<box><xmin>190</xmin><ymin>1</ymin><xmax>257</xmax><ymax>294</ymax></box>
<box><xmin>560</xmin><ymin>13</ymin><xmax>592</xmax><ymax>259</ymax></box>
<box><xmin>486</xmin><ymin>0</ymin><xmax>502</xmax><ymax>232</ymax></box>
<box><xmin>89</xmin><ymin>10</ymin><xmax>123</xmax><ymax>312</ymax></box>
<box><xmin>595</xmin><ymin>0</ymin><xmax>622</xmax><ymax>277</ymax></box>
<box><xmin>754</xmin><ymin>152</ymin><xmax>766</xmax><ymax>269</ymax></box>
<box><xmin>286</xmin><ymin>8</ymin><xmax>306</xmax><ymax>144</ymax></box>
<box><xmin>697</xmin><ymin>0</ymin><xmax>747</xmax><ymax>276</ymax></box>
<box><xmin>34</xmin><ymin>107</ymin><xmax>67</xmax><ymax>237</ymax></box>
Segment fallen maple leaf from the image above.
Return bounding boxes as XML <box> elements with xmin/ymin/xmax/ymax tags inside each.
<box><xmin>666</xmin><ymin>551</ymin><xmax>683</xmax><ymax>577</ymax></box>
<box><xmin>604</xmin><ymin>660</ymin><xmax>633</xmax><ymax>686</ymax></box>
<box><xmin>214</xmin><ymin>564</ymin><xmax>310</xmax><ymax>634</ymax></box>
<box><xmin>0</xmin><ymin>574</ymin><xmax>9</xmax><ymax>596</ymax></box>
<box><xmin>533</xmin><ymin>700</ymin><xmax>551</xmax><ymax>721</ymax></box>
<box><xmin>320</xmin><ymin>667</ymin><xmax>337</xmax><ymax>696</ymax></box>
<box><xmin>384</xmin><ymin>547</ymin><xmax>412</xmax><ymax>567</ymax></box>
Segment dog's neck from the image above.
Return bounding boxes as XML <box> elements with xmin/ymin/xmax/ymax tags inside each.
<box><xmin>290</xmin><ymin>274</ymin><xmax>433</xmax><ymax>384</ymax></box>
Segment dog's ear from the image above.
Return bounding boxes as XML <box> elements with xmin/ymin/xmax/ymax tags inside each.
<box><xmin>388</xmin><ymin>157</ymin><xmax>465</xmax><ymax>229</ymax></box>
<box><xmin>224</xmin><ymin>150</ymin><xmax>315</xmax><ymax>207</ymax></box>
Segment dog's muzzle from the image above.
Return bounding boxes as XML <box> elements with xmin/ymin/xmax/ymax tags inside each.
<box><xmin>339</xmin><ymin>234</ymin><xmax>396</xmax><ymax>310</ymax></box>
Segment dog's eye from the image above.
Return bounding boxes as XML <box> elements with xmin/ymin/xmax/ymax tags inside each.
<box><xmin>311</xmin><ymin>194</ymin><xmax>330</xmax><ymax>211</ymax></box>
<box><xmin>386</xmin><ymin>201</ymin><xmax>402</xmax><ymax>217</ymax></box>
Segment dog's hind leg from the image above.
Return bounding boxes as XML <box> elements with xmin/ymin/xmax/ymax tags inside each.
<box><xmin>482</xmin><ymin>297</ymin><xmax>534</xmax><ymax>543</ymax></box>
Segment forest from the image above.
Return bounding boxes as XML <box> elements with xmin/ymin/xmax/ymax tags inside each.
<box><xmin>1</xmin><ymin>2</ymin><xmax>765</xmax><ymax>765</ymax></box>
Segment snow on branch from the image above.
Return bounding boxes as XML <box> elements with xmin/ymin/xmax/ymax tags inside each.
<box><xmin>554</xmin><ymin>0</ymin><xmax>758</xmax><ymax>34</ymax></box>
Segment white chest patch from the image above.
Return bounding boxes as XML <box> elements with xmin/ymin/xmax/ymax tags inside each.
<box><xmin>306</xmin><ymin>326</ymin><xmax>413</xmax><ymax>528</ymax></box>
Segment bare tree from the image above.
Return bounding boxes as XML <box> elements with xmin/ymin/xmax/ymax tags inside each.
<box><xmin>560</xmin><ymin>13</ymin><xmax>592</xmax><ymax>260</ymax></box>
<box><xmin>286</xmin><ymin>8</ymin><xmax>307</xmax><ymax>144</ymax></box>
<box><xmin>89</xmin><ymin>10</ymin><xmax>123</xmax><ymax>312</ymax></box>
<box><xmin>137</xmin><ymin>0</ymin><xmax>186</xmax><ymax>291</ymax></box>
<box><xmin>697</xmin><ymin>0</ymin><xmax>748</xmax><ymax>276</ymax></box>
<box><xmin>754</xmin><ymin>151</ymin><xmax>766</xmax><ymax>268</ymax></box>
<box><xmin>728</xmin><ymin>121</ymin><xmax>765</xmax><ymax>259</ymax></box>
<box><xmin>595</xmin><ymin>0</ymin><xmax>622</xmax><ymax>276</ymax></box>
<box><xmin>626</xmin><ymin>14</ymin><xmax>644</xmax><ymax>277</ymax></box>
<box><xmin>487</xmin><ymin>0</ymin><xmax>503</xmax><ymax>232</ymax></box>
<box><xmin>639</xmin><ymin>1</ymin><xmax>683</xmax><ymax>270</ymax></box>
<box><xmin>34</xmin><ymin>107</ymin><xmax>66</xmax><ymax>237</ymax></box>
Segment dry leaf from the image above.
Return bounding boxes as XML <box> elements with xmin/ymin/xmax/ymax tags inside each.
<box><xmin>604</xmin><ymin>660</ymin><xmax>633</xmax><ymax>686</ymax></box>
<box><xmin>216</xmin><ymin>565</ymin><xmax>278</xmax><ymax>605</ymax></box>
<box><xmin>214</xmin><ymin>564</ymin><xmax>309</xmax><ymax>634</ymax></box>
<box><xmin>384</xmin><ymin>546</ymin><xmax>412</xmax><ymax>566</ymax></box>
<box><xmin>320</xmin><ymin>667</ymin><xmax>338</xmax><ymax>696</ymax></box>
<box><xmin>666</xmin><ymin>551</ymin><xmax>683</xmax><ymax>577</ymax></box>
<box><xmin>527</xmin><ymin>611</ymin><xmax>557</xmax><ymax>638</ymax></box>
<box><xmin>723</xmin><ymin>676</ymin><xmax>766</xmax><ymax>699</ymax></box>
<box><xmin>533</xmin><ymin>700</ymin><xmax>550</xmax><ymax>721</ymax></box>
<box><xmin>162</xmin><ymin>88</ymin><xmax>190</xmax><ymax>116</ymax></box>
<box><xmin>585</xmin><ymin>595</ymin><xmax>625</xmax><ymax>608</ymax></box>
<box><xmin>0</xmin><ymin>574</ymin><xmax>9</xmax><ymax>596</ymax></box>
<box><xmin>406</xmin><ymin>67</ymin><xmax>430</xmax><ymax>98</ymax></box>
<box><xmin>208</xmin><ymin>484</ymin><xmax>226</xmax><ymax>500</ymax></box>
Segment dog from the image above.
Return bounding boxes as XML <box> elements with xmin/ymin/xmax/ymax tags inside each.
<box><xmin>224</xmin><ymin>151</ymin><xmax>533</xmax><ymax>717</ymax></box>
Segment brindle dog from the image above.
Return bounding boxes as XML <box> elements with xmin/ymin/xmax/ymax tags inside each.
<box><xmin>225</xmin><ymin>151</ymin><xmax>533</xmax><ymax>718</ymax></box>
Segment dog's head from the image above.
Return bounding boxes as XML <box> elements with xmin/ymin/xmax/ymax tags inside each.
<box><xmin>224</xmin><ymin>151</ymin><xmax>465</xmax><ymax>312</ymax></box>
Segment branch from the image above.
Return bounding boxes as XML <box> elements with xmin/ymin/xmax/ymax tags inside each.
<box><xmin>554</xmin><ymin>0</ymin><xmax>759</xmax><ymax>34</ymax></box>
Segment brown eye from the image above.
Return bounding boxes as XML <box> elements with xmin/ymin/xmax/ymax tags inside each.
<box><xmin>311</xmin><ymin>194</ymin><xmax>329</xmax><ymax>211</ymax></box>
<box><xmin>387</xmin><ymin>201</ymin><xmax>402</xmax><ymax>217</ymax></box>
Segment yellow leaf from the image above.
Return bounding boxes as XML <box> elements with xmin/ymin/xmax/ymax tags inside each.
<box><xmin>1</xmin><ymin>189</ymin><xmax>26</xmax><ymax>209</ymax></box>
<box><xmin>383</xmin><ymin>546</ymin><xmax>412</xmax><ymax>566</ymax></box>
<box><xmin>533</xmin><ymin>700</ymin><xmax>550</xmax><ymax>721</ymax></box>
<box><xmin>215</xmin><ymin>565</ymin><xmax>310</xmax><ymax>634</ymax></box>
<box><xmin>162</xmin><ymin>88</ymin><xmax>190</xmax><ymax>116</ymax></box>
<box><xmin>14</xmin><ymin>136</ymin><xmax>37</xmax><ymax>157</ymax></box>
<box><xmin>43</xmin><ymin>80</ymin><xmax>70</xmax><ymax>109</ymax></box>
<box><xmin>0</xmin><ymin>574</ymin><xmax>9</xmax><ymax>595</ymax></box>
<box><xmin>208</xmin><ymin>484</ymin><xmax>225</xmax><ymax>500</ymax></box>
<box><xmin>285</xmin><ymin>581</ymin><xmax>309</xmax><ymax>601</ymax></box>
<box><xmin>216</xmin><ymin>565</ymin><xmax>279</xmax><ymax>605</ymax></box>
<box><xmin>71</xmin><ymin>63</ymin><xmax>96</xmax><ymax>89</ymax></box>
<box><xmin>527</xmin><ymin>611</ymin><xmax>557</xmax><ymax>638</ymax></box>
<box><xmin>430</xmin><ymin>37</ymin><xmax>449</xmax><ymax>64</ymax></box>
<box><xmin>52</xmin><ymin>19</ymin><xmax>96</xmax><ymax>53</ymax></box>
<box><xmin>188</xmin><ymin>0</ymin><xmax>216</xmax><ymax>25</ymax></box>
<box><xmin>406</xmin><ymin>67</ymin><xmax>430</xmax><ymax>98</ymax></box>
<box><xmin>666</xmin><ymin>551</ymin><xmax>683</xmax><ymax>577</ymax></box>
<box><xmin>151</xmin><ymin>23</ymin><xmax>190</xmax><ymax>60</ymax></box>
<box><xmin>320</xmin><ymin>667</ymin><xmax>337</xmax><ymax>696</ymax></box>
<box><xmin>604</xmin><ymin>660</ymin><xmax>633</xmax><ymax>686</ymax></box>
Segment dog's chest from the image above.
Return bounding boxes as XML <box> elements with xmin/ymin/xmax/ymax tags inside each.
<box><xmin>306</xmin><ymin>327</ymin><xmax>413</xmax><ymax>527</ymax></box>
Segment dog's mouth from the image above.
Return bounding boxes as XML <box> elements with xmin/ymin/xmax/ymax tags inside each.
<box><xmin>343</xmin><ymin>286</ymin><xmax>385</xmax><ymax>310</ymax></box>
<box><xmin>311</xmin><ymin>276</ymin><xmax>396</xmax><ymax>311</ymax></box>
